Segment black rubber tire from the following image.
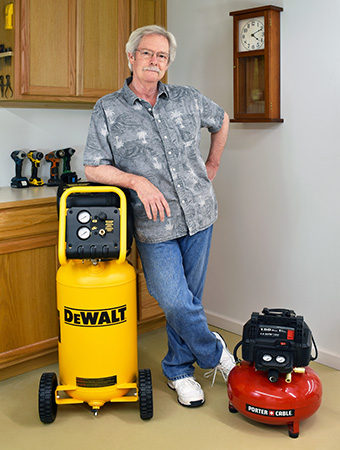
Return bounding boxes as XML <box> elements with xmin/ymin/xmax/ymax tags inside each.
<box><xmin>38</xmin><ymin>372</ymin><xmax>58</xmax><ymax>424</ymax></box>
<box><xmin>138</xmin><ymin>368</ymin><xmax>153</xmax><ymax>420</ymax></box>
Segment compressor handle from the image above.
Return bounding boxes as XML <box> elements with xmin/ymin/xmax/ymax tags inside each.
<box><xmin>58</xmin><ymin>186</ymin><xmax>127</xmax><ymax>266</ymax></box>
<box><xmin>310</xmin><ymin>334</ymin><xmax>318</xmax><ymax>361</ymax></box>
<box><xmin>233</xmin><ymin>340</ymin><xmax>243</xmax><ymax>364</ymax></box>
<box><xmin>262</xmin><ymin>308</ymin><xmax>296</xmax><ymax>317</ymax></box>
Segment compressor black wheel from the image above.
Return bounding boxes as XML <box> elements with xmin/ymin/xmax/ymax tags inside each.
<box><xmin>138</xmin><ymin>369</ymin><xmax>153</xmax><ymax>420</ymax></box>
<box><xmin>39</xmin><ymin>372</ymin><xmax>58</xmax><ymax>424</ymax></box>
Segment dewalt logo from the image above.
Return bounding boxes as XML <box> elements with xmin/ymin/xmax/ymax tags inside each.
<box><xmin>64</xmin><ymin>305</ymin><xmax>127</xmax><ymax>327</ymax></box>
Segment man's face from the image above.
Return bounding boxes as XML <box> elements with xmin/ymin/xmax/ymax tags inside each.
<box><xmin>129</xmin><ymin>34</ymin><xmax>170</xmax><ymax>84</ymax></box>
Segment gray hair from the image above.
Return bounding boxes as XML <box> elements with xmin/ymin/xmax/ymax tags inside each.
<box><xmin>126</xmin><ymin>25</ymin><xmax>177</xmax><ymax>71</ymax></box>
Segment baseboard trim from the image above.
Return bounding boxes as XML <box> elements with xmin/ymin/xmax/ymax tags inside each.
<box><xmin>205</xmin><ymin>309</ymin><xmax>340</xmax><ymax>371</ymax></box>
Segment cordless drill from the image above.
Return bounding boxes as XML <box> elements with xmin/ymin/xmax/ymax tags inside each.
<box><xmin>45</xmin><ymin>150</ymin><xmax>65</xmax><ymax>186</ymax></box>
<box><xmin>60</xmin><ymin>147</ymin><xmax>78</xmax><ymax>183</ymax></box>
<box><xmin>10</xmin><ymin>150</ymin><xmax>29</xmax><ymax>188</ymax></box>
<box><xmin>27</xmin><ymin>151</ymin><xmax>44</xmax><ymax>186</ymax></box>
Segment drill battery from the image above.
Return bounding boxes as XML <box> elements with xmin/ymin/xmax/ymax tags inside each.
<box><xmin>238</xmin><ymin>308</ymin><xmax>317</xmax><ymax>379</ymax></box>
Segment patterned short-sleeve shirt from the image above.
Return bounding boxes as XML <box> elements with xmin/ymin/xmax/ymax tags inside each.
<box><xmin>83</xmin><ymin>77</ymin><xmax>225</xmax><ymax>243</ymax></box>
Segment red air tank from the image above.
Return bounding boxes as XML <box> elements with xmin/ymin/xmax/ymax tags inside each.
<box><xmin>227</xmin><ymin>361</ymin><xmax>322</xmax><ymax>438</ymax></box>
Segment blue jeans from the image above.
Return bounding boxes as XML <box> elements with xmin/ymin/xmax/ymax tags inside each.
<box><xmin>136</xmin><ymin>226</ymin><xmax>222</xmax><ymax>380</ymax></box>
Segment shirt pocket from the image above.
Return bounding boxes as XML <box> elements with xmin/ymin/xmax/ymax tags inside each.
<box><xmin>169</xmin><ymin>109</ymin><xmax>200</xmax><ymax>145</ymax></box>
<box><xmin>109</xmin><ymin>114</ymin><xmax>150</xmax><ymax>168</ymax></box>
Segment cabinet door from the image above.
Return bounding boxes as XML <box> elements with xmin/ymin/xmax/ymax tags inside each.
<box><xmin>76</xmin><ymin>0</ymin><xmax>130</xmax><ymax>98</ymax></box>
<box><xmin>20</xmin><ymin>0</ymin><xmax>76</xmax><ymax>97</ymax></box>
<box><xmin>0</xmin><ymin>199</ymin><xmax>59</xmax><ymax>380</ymax></box>
<box><xmin>131</xmin><ymin>0</ymin><xmax>167</xmax><ymax>29</ymax></box>
<box><xmin>131</xmin><ymin>0</ymin><xmax>167</xmax><ymax>83</ymax></box>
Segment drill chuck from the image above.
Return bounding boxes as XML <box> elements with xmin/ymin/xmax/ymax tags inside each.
<box><xmin>11</xmin><ymin>150</ymin><xmax>26</xmax><ymax>160</ymax></box>
<box><xmin>56</xmin><ymin>150</ymin><xmax>65</xmax><ymax>158</ymax></box>
<box><xmin>28</xmin><ymin>151</ymin><xmax>44</xmax><ymax>162</ymax></box>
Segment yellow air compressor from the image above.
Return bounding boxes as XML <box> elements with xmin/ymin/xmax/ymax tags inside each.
<box><xmin>38</xmin><ymin>185</ymin><xmax>153</xmax><ymax>423</ymax></box>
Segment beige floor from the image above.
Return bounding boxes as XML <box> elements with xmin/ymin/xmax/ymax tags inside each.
<box><xmin>1</xmin><ymin>327</ymin><xmax>339</xmax><ymax>450</ymax></box>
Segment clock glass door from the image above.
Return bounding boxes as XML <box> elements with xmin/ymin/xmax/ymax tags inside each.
<box><xmin>238</xmin><ymin>55</ymin><xmax>265</xmax><ymax>115</ymax></box>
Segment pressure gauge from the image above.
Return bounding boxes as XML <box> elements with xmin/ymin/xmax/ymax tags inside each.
<box><xmin>77</xmin><ymin>226</ymin><xmax>91</xmax><ymax>240</ymax></box>
<box><xmin>77</xmin><ymin>210</ymin><xmax>91</xmax><ymax>224</ymax></box>
<box><xmin>276</xmin><ymin>356</ymin><xmax>286</xmax><ymax>364</ymax></box>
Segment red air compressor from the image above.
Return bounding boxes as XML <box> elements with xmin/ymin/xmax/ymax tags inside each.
<box><xmin>227</xmin><ymin>308</ymin><xmax>322</xmax><ymax>438</ymax></box>
<box><xmin>38</xmin><ymin>185</ymin><xmax>153</xmax><ymax>423</ymax></box>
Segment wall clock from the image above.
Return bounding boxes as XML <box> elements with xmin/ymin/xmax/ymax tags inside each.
<box><xmin>229</xmin><ymin>5</ymin><xmax>284</xmax><ymax>123</ymax></box>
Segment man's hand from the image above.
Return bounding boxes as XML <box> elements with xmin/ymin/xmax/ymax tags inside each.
<box><xmin>205</xmin><ymin>160</ymin><xmax>219</xmax><ymax>182</ymax></box>
<box><xmin>133</xmin><ymin>176</ymin><xmax>171</xmax><ymax>221</ymax></box>
<box><xmin>84</xmin><ymin>165</ymin><xmax>171</xmax><ymax>222</ymax></box>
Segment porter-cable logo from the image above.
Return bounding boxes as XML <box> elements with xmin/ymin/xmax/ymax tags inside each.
<box><xmin>64</xmin><ymin>305</ymin><xmax>127</xmax><ymax>327</ymax></box>
<box><xmin>246</xmin><ymin>404</ymin><xmax>295</xmax><ymax>417</ymax></box>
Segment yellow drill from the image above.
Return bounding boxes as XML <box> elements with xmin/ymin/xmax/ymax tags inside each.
<box><xmin>27</xmin><ymin>151</ymin><xmax>44</xmax><ymax>186</ymax></box>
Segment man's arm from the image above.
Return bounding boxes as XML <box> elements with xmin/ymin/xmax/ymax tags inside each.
<box><xmin>205</xmin><ymin>112</ymin><xmax>230</xmax><ymax>181</ymax></box>
<box><xmin>85</xmin><ymin>164</ymin><xmax>171</xmax><ymax>222</ymax></box>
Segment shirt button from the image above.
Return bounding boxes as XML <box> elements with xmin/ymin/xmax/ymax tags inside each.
<box><xmin>164</xmin><ymin>136</ymin><xmax>168</xmax><ymax>139</ymax></box>
<box><xmin>158</xmin><ymin>119</ymin><xmax>161</xmax><ymax>123</ymax></box>
<box><xmin>168</xmin><ymin>151</ymin><xmax>172</xmax><ymax>155</ymax></box>
<box><xmin>148</xmin><ymin>108</ymin><xmax>152</xmax><ymax>111</ymax></box>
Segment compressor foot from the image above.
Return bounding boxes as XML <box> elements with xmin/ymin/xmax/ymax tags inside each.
<box><xmin>288</xmin><ymin>422</ymin><xmax>299</xmax><ymax>438</ymax></box>
<box><xmin>92</xmin><ymin>407</ymin><xmax>100</xmax><ymax>417</ymax></box>
<box><xmin>228</xmin><ymin>402</ymin><xmax>238</xmax><ymax>414</ymax></box>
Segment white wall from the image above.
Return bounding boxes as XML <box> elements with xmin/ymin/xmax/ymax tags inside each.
<box><xmin>0</xmin><ymin>108</ymin><xmax>91</xmax><ymax>184</ymax></box>
<box><xmin>0</xmin><ymin>0</ymin><xmax>338</xmax><ymax>369</ymax></box>
<box><xmin>168</xmin><ymin>0</ymin><xmax>340</xmax><ymax>369</ymax></box>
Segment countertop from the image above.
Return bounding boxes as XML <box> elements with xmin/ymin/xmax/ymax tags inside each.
<box><xmin>0</xmin><ymin>186</ymin><xmax>58</xmax><ymax>209</ymax></box>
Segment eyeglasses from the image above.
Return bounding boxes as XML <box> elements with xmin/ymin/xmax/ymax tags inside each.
<box><xmin>136</xmin><ymin>49</ymin><xmax>169</xmax><ymax>63</ymax></box>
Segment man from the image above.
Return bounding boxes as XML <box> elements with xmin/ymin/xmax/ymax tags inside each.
<box><xmin>83</xmin><ymin>25</ymin><xmax>235</xmax><ymax>408</ymax></box>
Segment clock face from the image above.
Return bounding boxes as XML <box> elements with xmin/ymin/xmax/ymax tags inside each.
<box><xmin>239</xmin><ymin>17</ymin><xmax>265</xmax><ymax>52</ymax></box>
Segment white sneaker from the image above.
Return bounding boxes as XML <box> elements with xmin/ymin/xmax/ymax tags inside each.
<box><xmin>204</xmin><ymin>332</ymin><xmax>236</xmax><ymax>386</ymax></box>
<box><xmin>168</xmin><ymin>377</ymin><xmax>205</xmax><ymax>407</ymax></box>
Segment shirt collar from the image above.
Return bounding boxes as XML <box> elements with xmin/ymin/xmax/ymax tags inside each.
<box><xmin>122</xmin><ymin>77</ymin><xmax>169</xmax><ymax>106</ymax></box>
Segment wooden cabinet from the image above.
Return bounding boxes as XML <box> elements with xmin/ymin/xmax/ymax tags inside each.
<box><xmin>0</xmin><ymin>191</ymin><xmax>164</xmax><ymax>380</ymax></box>
<box><xmin>20</xmin><ymin>0</ymin><xmax>77</xmax><ymax>98</ymax></box>
<box><xmin>131</xmin><ymin>0</ymin><xmax>167</xmax><ymax>29</ymax></box>
<box><xmin>0</xmin><ymin>0</ymin><xmax>166</xmax><ymax>108</ymax></box>
<box><xmin>0</xmin><ymin>0</ymin><xmax>167</xmax><ymax>107</ymax></box>
<box><xmin>0</xmin><ymin>192</ymin><xmax>59</xmax><ymax>381</ymax></box>
<box><xmin>76</xmin><ymin>0</ymin><xmax>130</xmax><ymax>99</ymax></box>
<box><xmin>0</xmin><ymin>0</ymin><xmax>130</xmax><ymax>106</ymax></box>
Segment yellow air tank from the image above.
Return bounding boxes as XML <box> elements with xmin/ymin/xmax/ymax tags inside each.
<box><xmin>38</xmin><ymin>185</ymin><xmax>153</xmax><ymax>423</ymax></box>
